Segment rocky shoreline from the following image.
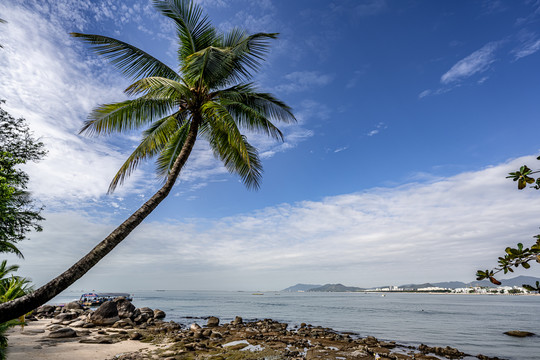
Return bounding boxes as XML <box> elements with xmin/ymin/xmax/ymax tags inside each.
<box><xmin>14</xmin><ymin>297</ymin><xmax>509</xmax><ymax>360</ymax></box>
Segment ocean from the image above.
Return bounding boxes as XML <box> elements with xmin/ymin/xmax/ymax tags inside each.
<box><xmin>51</xmin><ymin>290</ymin><xmax>540</xmax><ymax>359</ymax></box>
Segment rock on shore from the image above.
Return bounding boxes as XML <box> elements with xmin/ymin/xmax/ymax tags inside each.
<box><xmin>28</xmin><ymin>299</ymin><xmax>505</xmax><ymax>360</ymax></box>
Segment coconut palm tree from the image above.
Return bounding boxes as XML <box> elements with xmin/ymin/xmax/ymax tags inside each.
<box><xmin>0</xmin><ymin>0</ymin><xmax>294</xmax><ymax>322</ymax></box>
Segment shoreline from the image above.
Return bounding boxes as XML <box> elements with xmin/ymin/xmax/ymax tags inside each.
<box><xmin>7</xmin><ymin>303</ymin><xmax>511</xmax><ymax>360</ymax></box>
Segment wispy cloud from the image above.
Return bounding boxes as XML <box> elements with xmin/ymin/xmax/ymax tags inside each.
<box><xmin>512</xmin><ymin>37</ymin><xmax>540</xmax><ymax>60</ymax></box>
<box><xmin>274</xmin><ymin>71</ymin><xmax>334</xmax><ymax>93</ymax></box>
<box><xmin>367</xmin><ymin>122</ymin><xmax>387</xmax><ymax>136</ymax></box>
<box><xmin>333</xmin><ymin>146</ymin><xmax>349</xmax><ymax>153</ymax></box>
<box><xmin>353</xmin><ymin>0</ymin><xmax>387</xmax><ymax>17</ymax></box>
<box><xmin>0</xmin><ymin>2</ymin><xmax>145</xmax><ymax>209</ymax></box>
<box><xmin>441</xmin><ymin>42</ymin><xmax>499</xmax><ymax>84</ymax></box>
<box><xmin>346</xmin><ymin>66</ymin><xmax>369</xmax><ymax>89</ymax></box>
<box><xmin>11</xmin><ymin>155</ymin><xmax>540</xmax><ymax>290</ymax></box>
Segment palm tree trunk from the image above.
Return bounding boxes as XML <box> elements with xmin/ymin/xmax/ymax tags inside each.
<box><xmin>0</xmin><ymin>117</ymin><xmax>201</xmax><ymax>323</ymax></box>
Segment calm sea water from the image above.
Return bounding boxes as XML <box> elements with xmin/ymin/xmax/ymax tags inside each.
<box><xmin>51</xmin><ymin>291</ymin><xmax>539</xmax><ymax>360</ymax></box>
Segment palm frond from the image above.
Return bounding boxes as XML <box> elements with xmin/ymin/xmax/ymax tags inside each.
<box><xmin>125</xmin><ymin>77</ymin><xmax>192</xmax><ymax>100</ymax></box>
<box><xmin>215</xmin><ymin>84</ymin><xmax>295</xmax><ymax>138</ymax></box>
<box><xmin>152</xmin><ymin>0</ymin><xmax>218</xmax><ymax>63</ymax></box>
<box><xmin>204</xmin><ymin>122</ymin><xmax>262</xmax><ymax>190</ymax></box>
<box><xmin>108</xmin><ymin>113</ymin><xmax>185</xmax><ymax>192</ymax></box>
<box><xmin>0</xmin><ymin>241</ymin><xmax>24</xmax><ymax>259</ymax></box>
<box><xmin>80</xmin><ymin>98</ymin><xmax>176</xmax><ymax>136</ymax></box>
<box><xmin>183</xmin><ymin>46</ymin><xmax>235</xmax><ymax>88</ymax></box>
<box><xmin>221</xmin><ymin>31</ymin><xmax>278</xmax><ymax>83</ymax></box>
<box><xmin>202</xmin><ymin>101</ymin><xmax>249</xmax><ymax>161</ymax></box>
<box><xmin>200</xmin><ymin>102</ymin><xmax>263</xmax><ymax>189</ymax></box>
<box><xmin>155</xmin><ymin>121</ymin><xmax>191</xmax><ymax>178</ymax></box>
<box><xmin>183</xmin><ymin>32</ymin><xmax>278</xmax><ymax>88</ymax></box>
<box><xmin>70</xmin><ymin>33</ymin><xmax>179</xmax><ymax>81</ymax></box>
<box><xmin>0</xmin><ymin>260</ymin><xmax>19</xmax><ymax>279</ymax></box>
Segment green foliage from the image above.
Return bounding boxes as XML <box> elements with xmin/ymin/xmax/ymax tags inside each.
<box><xmin>506</xmin><ymin>159</ymin><xmax>540</xmax><ymax>189</ymax></box>
<box><xmin>72</xmin><ymin>0</ymin><xmax>295</xmax><ymax>194</ymax></box>
<box><xmin>477</xmin><ymin>157</ymin><xmax>540</xmax><ymax>292</ymax></box>
<box><xmin>0</xmin><ymin>260</ymin><xmax>33</xmax><ymax>359</ymax></box>
<box><xmin>0</xmin><ymin>101</ymin><xmax>46</xmax><ymax>257</ymax></box>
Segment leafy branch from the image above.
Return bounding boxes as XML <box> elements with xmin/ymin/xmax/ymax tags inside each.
<box><xmin>476</xmin><ymin>156</ymin><xmax>540</xmax><ymax>293</ymax></box>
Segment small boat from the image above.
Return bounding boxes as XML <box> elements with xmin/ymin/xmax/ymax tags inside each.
<box><xmin>78</xmin><ymin>292</ymin><xmax>133</xmax><ymax>306</ymax></box>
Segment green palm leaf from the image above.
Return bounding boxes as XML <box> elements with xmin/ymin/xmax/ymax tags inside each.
<box><xmin>81</xmin><ymin>98</ymin><xmax>176</xmax><ymax>136</ymax></box>
<box><xmin>156</xmin><ymin>122</ymin><xmax>191</xmax><ymax>178</ymax></box>
<box><xmin>153</xmin><ymin>0</ymin><xmax>218</xmax><ymax>63</ymax></box>
<box><xmin>70</xmin><ymin>33</ymin><xmax>179</xmax><ymax>81</ymax></box>
<box><xmin>221</xmin><ymin>30</ymin><xmax>278</xmax><ymax>83</ymax></box>
<box><xmin>205</xmin><ymin>123</ymin><xmax>262</xmax><ymax>190</ymax></box>
<box><xmin>109</xmin><ymin>113</ymin><xmax>185</xmax><ymax>192</ymax></box>
<box><xmin>125</xmin><ymin>77</ymin><xmax>192</xmax><ymax>100</ymax></box>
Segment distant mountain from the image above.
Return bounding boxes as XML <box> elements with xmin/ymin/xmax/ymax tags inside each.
<box><xmin>281</xmin><ymin>284</ymin><xmax>322</xmax><ymax>292</ymax></box>
<box><xmin>469</xmin><ymin>275</ymin><xmax>540</xmax><ymax>288</ymax></box>
<box><xmin>308</xmin><ymin>283</ymin><xmax>364</xmax><ymax>292</ymax></box>
<box><xmin>398</xmin><ymin>281</ymin><xmax>468</xmax><ymax>290</ymax></box>
<box><xmin>400</xmin><ymin>276</ymin><xmax>540</xmax><ymax>289</ymax></box>
<box><xmin>282</xmin><ymin>276</ymin><xmax>540</xmax><ymax>293</ymax></box>
<box><xmin>432</xmin><ymin>281</ymin><xmax>468</xmax><ymax>288</ymax></box>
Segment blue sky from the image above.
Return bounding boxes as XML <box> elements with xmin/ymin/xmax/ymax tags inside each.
<box><xmin>1</xmin><ymin>0</ymin><xmax>540</xmax><ymax>291</ymax></box>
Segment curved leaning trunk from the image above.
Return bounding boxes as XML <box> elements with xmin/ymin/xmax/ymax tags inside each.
<box><xmin>0</xmin><ymin>118</ymin><xmax>200</xmax><ymax>323</ymax></box>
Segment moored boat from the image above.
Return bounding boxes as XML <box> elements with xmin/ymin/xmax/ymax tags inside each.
<box><xmin>78</xmin><ymin>292</ymin><xmax>133</xmax><ymax>306</ymax></box>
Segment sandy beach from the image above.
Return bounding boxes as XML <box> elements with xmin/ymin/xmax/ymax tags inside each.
<box><xmin>6</xmin><ymin>319</ymin><xmax>160</xmax><ymax>360</ymax></box>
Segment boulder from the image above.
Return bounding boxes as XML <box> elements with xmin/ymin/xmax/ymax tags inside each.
<box><xmin>36</xmin><ymin>305</ymin><xmax>56</xmax><ymax>316</ymax></box>
<box><xmin>153</xmin><ymin>309</ymin><xmax>166</xmax><ymax>319</ymax></box>
<box><xmin>207</xmin><ymin>316</ymin><xmax>219</xmax><ymax>327</ymax></box>
<box><xmin>504</xmin><ymin>330</ymin><xmax>536</xmax><ymax>337</ymax></box>
<box><xmin>113</xmin><ymin>318</ymin><xmax>135</xmax><ymax>328</ymax></box>
<box><xmin>190</xmin><ymin>323</ymin><xmax>201</xmax><ymax>332</ymax></box>
<box><xmin>90</xmin><ymin>301</ymin><xmax>119</xmax><ymax>326</ymax></box>
<box><xmin>233</xmin><ymin>316</ymin><xmax>243</xmax><ymax>325</ymax></box>
<box><xmin>114</xmin><ymin>297</ymin><xmax>136</xmax><ymax>319</ymax></box>
<box><xmin>129</xmin><ymin>332</ymin><xmax>142</xmax><ymax>340</ymax></box>
<box><xmin>64</xmin><ymin>301</ymin><xmax>84</xmax><ymax>310</ymax></box>
<box><xmin>139</xmin><ymin>307</ymin><xmax>154</xmax><ymax>317</ymax></box>
<box><xmin>55</xmin><ymin>312</ymin><xmax>78</xmax><ymax>321</ymax></box>
<box><xmin>48</xmin><ymin>327</ymin><xmax>77</xmax><ymax>338</ymax></box>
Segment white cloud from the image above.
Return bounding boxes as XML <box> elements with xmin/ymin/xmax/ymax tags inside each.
<box><xmin>334</xmin><ymin>146</ymin><xmax>348</xmax><ymax>153</ymax></box>
<box><xmin>274</xmin><ymin>71</ymin><xmax>334</xmax><ymax>93</ymax></box>
<box><xmin>512</xmin><ymin>38</ymin><xmax>540</xmax><ymax>60</ymax></box>
<box><xmin>11</xmin><ymin>155</ymin><xmax>540</xmax><ymax>291</ymax></box>
<box><xmin>441</xmin><ymin>42</ymin><xmax>499</xmax><ymax>84</ymax></box>
<box><xmin>0</xmin><ymin>2</ymin><xmax>151</xmax><ymax>208</ymax></box>
<box><xmin>367</xmin><ymin>122</ymin><xmax>387</xmax><ymax>136</ymax></box>
<box><xmin>418</xmin><ymin>89</ymin><xmax>432</xmax><ymax>99</ymax></box>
